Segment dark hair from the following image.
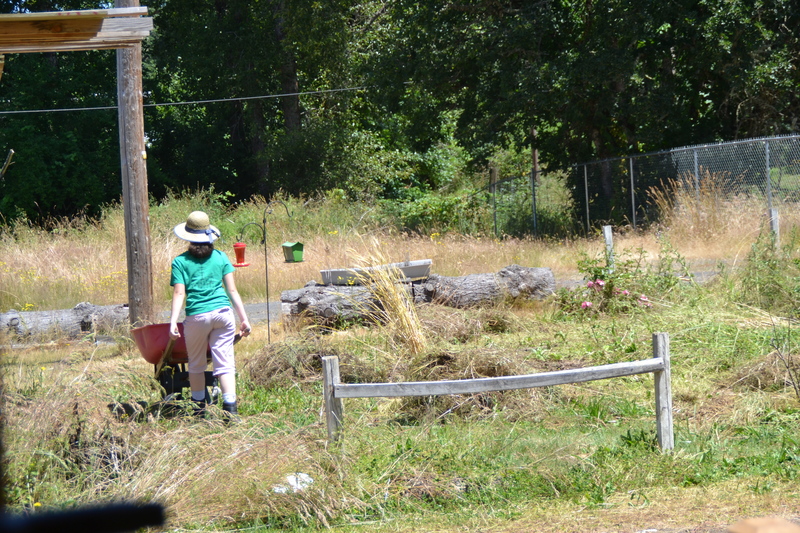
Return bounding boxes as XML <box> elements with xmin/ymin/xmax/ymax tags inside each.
<box><xmin>188</xmin><ymin>242</ymin><xmax>214</xmax><ymax>259</ymax></box>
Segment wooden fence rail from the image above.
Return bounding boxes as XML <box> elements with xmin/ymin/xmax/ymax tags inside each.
<box><xmin>322</xmin><ymin>332</ymin><xmax>674</xmax><ymax>450</ymax></box>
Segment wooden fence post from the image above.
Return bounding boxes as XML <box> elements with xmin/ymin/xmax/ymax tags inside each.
<box><xmin>653</xmin><ymin>332</ymin><xmax>674</xmax><ymax>450</ymax></box>
<box><xmin>322</xmin><ymin>356</ymin><xmax>344</xmax><ymax>442</ymax></box>
<box><xmin>769</xmin><ymin>208</ymin><xmax>780</xmax><ymax>249</ymax></box>
<box><xmin>602</xmin><ymin>225</ymin><xmax>615</xmax><ymax>275</ymax></box>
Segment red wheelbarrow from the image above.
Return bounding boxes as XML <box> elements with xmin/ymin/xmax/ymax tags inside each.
<box><xmin>131</xmin><ymin>323</ymin><xmax>220</xmax><ymax>404</ymax></box>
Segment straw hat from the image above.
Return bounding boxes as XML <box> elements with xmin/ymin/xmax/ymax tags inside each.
<box><xmin>173</xmin><ymin>211</ymin><xmax>220</xmax><ymax>243</ymax></box>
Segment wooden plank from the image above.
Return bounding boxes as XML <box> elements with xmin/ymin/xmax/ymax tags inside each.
<box><xmin>0</xmin><ymin>7</ymin><xmax>147</xmax><ymax>22</ymax></box>
<box><xmin>1</xmin><ymin>41</ymin><xmax>140</xmax><ymax>53</ymax></box>
<box><xmin>335</xmin><ymin>358</ymin><xmax>664</xmax><ymax>398</ymax></box>
<box><xmin>0</xmin><ymin>17</ymin><xmax>152</xmax><ymax>53</ymax></box>
<box><xmin>322</xmin><ymin>356</ymin><xmax>344</xmax><ymax>442</ymax></box>
<box><xmin>653</xmin><ymin>332</ymin><xmax>674</xmax><ymax>450</ymax></box>
<box><xmin>0</xmin><ymin>17</ymin><xmax>153</xmax><ymax>41</ymax></box>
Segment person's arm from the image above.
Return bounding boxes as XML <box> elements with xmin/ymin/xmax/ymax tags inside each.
<box><xmin>223</xmin><ymin>272</ymin><xmax>251</xmax><ymax>337</ymax></box>
<box><xmin>169</xmin><ymin>283</ymin><xmax>186</xmax><ymax>339</ymax></box>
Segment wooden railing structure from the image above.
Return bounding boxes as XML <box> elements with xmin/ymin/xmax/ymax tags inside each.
<box><xmin>322</xmin><ymin>332</ymin><xmax>674</xmax><ymax>450</ymax></box>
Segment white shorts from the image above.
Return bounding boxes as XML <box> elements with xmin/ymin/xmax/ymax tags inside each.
<box><xmin>183</xmin><ymin>307</ymin><xmax>236</xmax><ymax>376</ymax></box>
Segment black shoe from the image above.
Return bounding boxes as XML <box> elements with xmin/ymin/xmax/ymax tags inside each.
<box><xmin>222</xmin><ymin>401</ymin><xmax>240</xmax><ymax>424</ymax></box>
<box><xmin>192</xmin><ymin>400</ymin><xmax>207</xmax><ymax>418</ymax></box>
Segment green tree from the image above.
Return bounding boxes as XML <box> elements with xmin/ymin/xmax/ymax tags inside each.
<box><xmin>0</xmin><ymin>0</ymin><xmax>120</xmax><ymax>220</ymax></box>
<box><xmin>362</xmin><ymin>0</ymin><xmax>800</xmax><ymax>222</ymax></box>
<box><xmin>145</xmin><ymin>0</ymin><xmax>363</xmax><ymax>199</ymax></box>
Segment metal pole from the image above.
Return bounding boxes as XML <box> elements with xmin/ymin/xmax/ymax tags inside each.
<box><xmin>765</xmin><ymin>141</ymin><xmax>773</xmax><ymax>212</ymax></box>
<box><xmin>531</xmin><ymin>128</ymin><xmax>539</xmax><ymax>236</ymax></box>
<box><xmin>530</xmin><ymin>169</ymin><xmax>538</xmax><ymax>236</ymax></box>
<box><xmin>263</xmin><ymin>209</ymin><xmax>271</xmax><ymax>344</ymax></box>
<box><xmin>603</xmin><ymin>225</ymin><xmax>614</xmax><ymax>275</ymax></box>
<box><xmin>693</xmin><ymin>149</ymin><xmax>699</xmax><ymax>201</ymax></box>
<box><xmin>490</xmin><ymin>165</ymin><xmax>498</xmax><ymax>237</ymax></box>
<box><xmin>629</xmin><ymin>157</ymin><xmax>636</xmax><ymax>229</ymax></box>
<box><xmin>584</xmin><ymin>164</ymin><xmax>590</xmax><ymax>234</ymax></box>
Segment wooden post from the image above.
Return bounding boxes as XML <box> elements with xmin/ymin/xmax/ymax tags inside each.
<box><xmin>116</xmin><ymin>0</ymin><xmax>154</xmax><ymax>326</ymax></box>
<box><xmin>653</xmin><ymin>332</ymin><xmax>674</xmax><ymax>451</ymax></box>
<box><xmin>769</xmin><ymin>208</ymin><xmax>780</xmax><ymax>249</ymax></box>
<box><xmin>602</xmin><ymin>225</ymin><xmax>614</xmax><ymax>275</ymax></box>
<box><xmin>322</xmin><ymin>356</ymin><xmax>344</xmax><ymax>442</ymax></box>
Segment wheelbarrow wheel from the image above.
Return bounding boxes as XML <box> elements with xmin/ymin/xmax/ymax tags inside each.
<box><xmin>157</xmin><ymin>366</ymin><xmax>219</xmax><ymax>405</ymax></box>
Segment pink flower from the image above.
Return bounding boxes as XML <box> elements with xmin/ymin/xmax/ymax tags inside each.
<box><xmin>595</xmin><ymin>279</ymin><xmax>605</xmax><ymax>287</ymax></box>
<box><xmin>639</xmin><ymin>294</ymin><xmax>648</xmax><ymax>302</ymax></box>
<box><xmin>621</xmin><ymin>290</ymin><xmax>630</xmax><ymax>296</ymax></box>
<box><xmin>587</xmin><ymin>281</ymin><xmax>594</xmax><ymax>288</ymax></box>
<box><xmin>581</xmin><ymin>301</ymin><xmax>593</xmax><ymax>309</ymax></box>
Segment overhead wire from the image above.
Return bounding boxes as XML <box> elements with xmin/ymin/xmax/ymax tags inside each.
<box><xmin>0</xmin><ymin>85</ymin><xmax>368</xmax><ymax>115</ymax></box>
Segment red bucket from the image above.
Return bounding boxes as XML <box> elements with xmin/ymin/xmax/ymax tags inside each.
<box><xmin>131</xmin><ymin>323</ymin><xmax>189</xmax><ymax>365</ymax></box>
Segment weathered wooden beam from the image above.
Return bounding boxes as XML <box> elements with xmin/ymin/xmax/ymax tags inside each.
<box><xmin>322</xmin><ymin>356</ymin><xmax>345</xmax><ymax>442</ymax></box>
<box><xmin>0</xmin><ymin>7</ymin><xmax>147</xmax><ymax>21</ymax></box>
<box><xmin>323</xmin><ymin>334</ymin><xmax>675</xmax><ymax>450</ymax></box>
<box><xmin>653</xmin><ymin>332</ymin><xmax>674</xmax><ymax>451</ymax></box>
<box><xmin>0</xmin><ymin>17</ymin><xmax>153</xmax><ymax>41</ymax></box>
<box><xmin>116</xmin><ymin>0</ymin><xmax>154</xmax><ymax>326</ymax></box>
<box><xmin>334</xmin><ymin>358</ymin><xmax>664</xmax><ymax>398</ymax></box>
<box><xmin>0</xmin><ymin>8</ymin><xmax>152</xmax><ymax>54</ymax></box>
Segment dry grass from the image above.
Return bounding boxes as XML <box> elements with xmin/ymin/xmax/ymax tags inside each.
<box><xmin>348</xmin><ymin>239</ymin><xmax>429</xmax><ymax>357</ymax></box>
<box><xmin>1</xmin><ymin>186</ymin><xmax>793</xmax><ymax>316</ymax></box>
<box><xmin>648</xmin><ymin>172</ymin><xmax>800</xmax><ymax>269</ymax></box>
<box><xmin>2</xmin><ymin>343</ymin><xmax>344</xmax><ymax>529</ymax></box>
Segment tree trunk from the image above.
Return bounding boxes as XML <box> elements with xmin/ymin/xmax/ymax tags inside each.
<box><xmin>281</xmin><ymin>265</ymin><xmax>555</xmax><ymax>322</ymax></box>
<box><xmin>1</xmin><ymin>303</ymin><xmax>130</xmax><ymax>340</ymax></box>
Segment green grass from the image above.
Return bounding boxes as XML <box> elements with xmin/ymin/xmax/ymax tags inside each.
<box><xmin>3</xmin><ymin>195</ymin><xmax>800</xmax><ymax>532</ymax></box>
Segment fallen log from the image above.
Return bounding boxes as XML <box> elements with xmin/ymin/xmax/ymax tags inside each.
<box><xmin>420</xmin><ymin>264</ymin><xmax>555</xmax><ymax>308</ymax></box>
<box><xmin>1</xmin><ymin>302</ymin><xmax>129</xmax><ymax>339</ymax></box>
<box><xmin>281</xmin><ymin>264</ymin><xmax>555</xmax><ymax>322</ymax></box>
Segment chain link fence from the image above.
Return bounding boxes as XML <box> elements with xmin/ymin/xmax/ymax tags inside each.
<box><xmin>486</xmin><ymin>134</ymin><xmax>800</xmax><ymax>237</ymax></box>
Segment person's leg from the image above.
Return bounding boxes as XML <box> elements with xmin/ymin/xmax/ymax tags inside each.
<box><xmin>183</xmin><ymin>312</ymin><xmax>213</xmax><ymax>412</ymax></box>
<box><xmin>208</xmin><ymin>307</ymin><xmax>238</xmax><ymax>415</ymax></box>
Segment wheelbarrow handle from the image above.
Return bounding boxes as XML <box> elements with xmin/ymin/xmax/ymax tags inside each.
<box><xmin>154</xmin><ymin>338</ymin><xmax>176</xmax><ymax>378</ymax></box>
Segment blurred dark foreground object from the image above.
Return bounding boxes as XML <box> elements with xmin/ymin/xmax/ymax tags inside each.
<box><xmin>0</xmin><ymin>502</ymin><xmax>164</xmax><ymax>533</ymax></box>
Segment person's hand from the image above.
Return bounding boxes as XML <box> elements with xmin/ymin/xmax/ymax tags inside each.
<box><xmin>169</xmin><ymin>323</ymin><xmax>181</xmax><ymax>340</ymax></box>
<box><xmin>240</xmin><ymin>320</ymin><xmax>252</xmax><ymax>337</ymax></box>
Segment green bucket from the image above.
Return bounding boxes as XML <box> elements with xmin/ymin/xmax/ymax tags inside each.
<box><xmin>282</xmin><ymin>242</ymin><xmax>304</xmax><ymax>262</ymax></box>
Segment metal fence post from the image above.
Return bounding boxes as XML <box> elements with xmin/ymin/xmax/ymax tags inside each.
<box><xmin>693</xmin><ymin>149</ymin><xmax>700</xmax><ymax>201</ymax></box>
<box><xmin>530</xmin><ymin>169</ymin><xmax>538</xmax><ymax>236</ymax></box>
<box><xmin>584</xmin><ymin>164</ymin><xmax>590</xmax><ymax>234</ymax></box>
<box><xmin>765</xmin><ymin>141</ymin><xmax>773</xmax><ymax>212</ymax></box>
<box><xmin>490</xmin><ymin>165</ymin><xmax>498</xmax><ymax>238</ymax></box>
<box><xmin>629</xmin><ymin>157</ymin><xmax>636</xmax><ymax>229</ymax></box>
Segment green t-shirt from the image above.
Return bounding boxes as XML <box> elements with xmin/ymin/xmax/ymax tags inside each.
<box><xmin>170</xmin><ymin>249</ymin><xmax>235</xmax><ymax>316</ymax></box>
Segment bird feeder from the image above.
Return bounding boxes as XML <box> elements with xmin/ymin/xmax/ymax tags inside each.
<box><xmin>232</xmin><ymin>242</ymin><xmax>250</xmax><ymax>267</ymax></box>
<box><xmin>282</xmin><ymin>242</ymin><xmax>304</xmax><ymax>262</ymax></box>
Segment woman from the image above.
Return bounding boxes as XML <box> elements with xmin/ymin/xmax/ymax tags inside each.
<box><xmin>168</xmin><ymin>211</ymin><xmax>251</xmax><ymax>417</ymax></box>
